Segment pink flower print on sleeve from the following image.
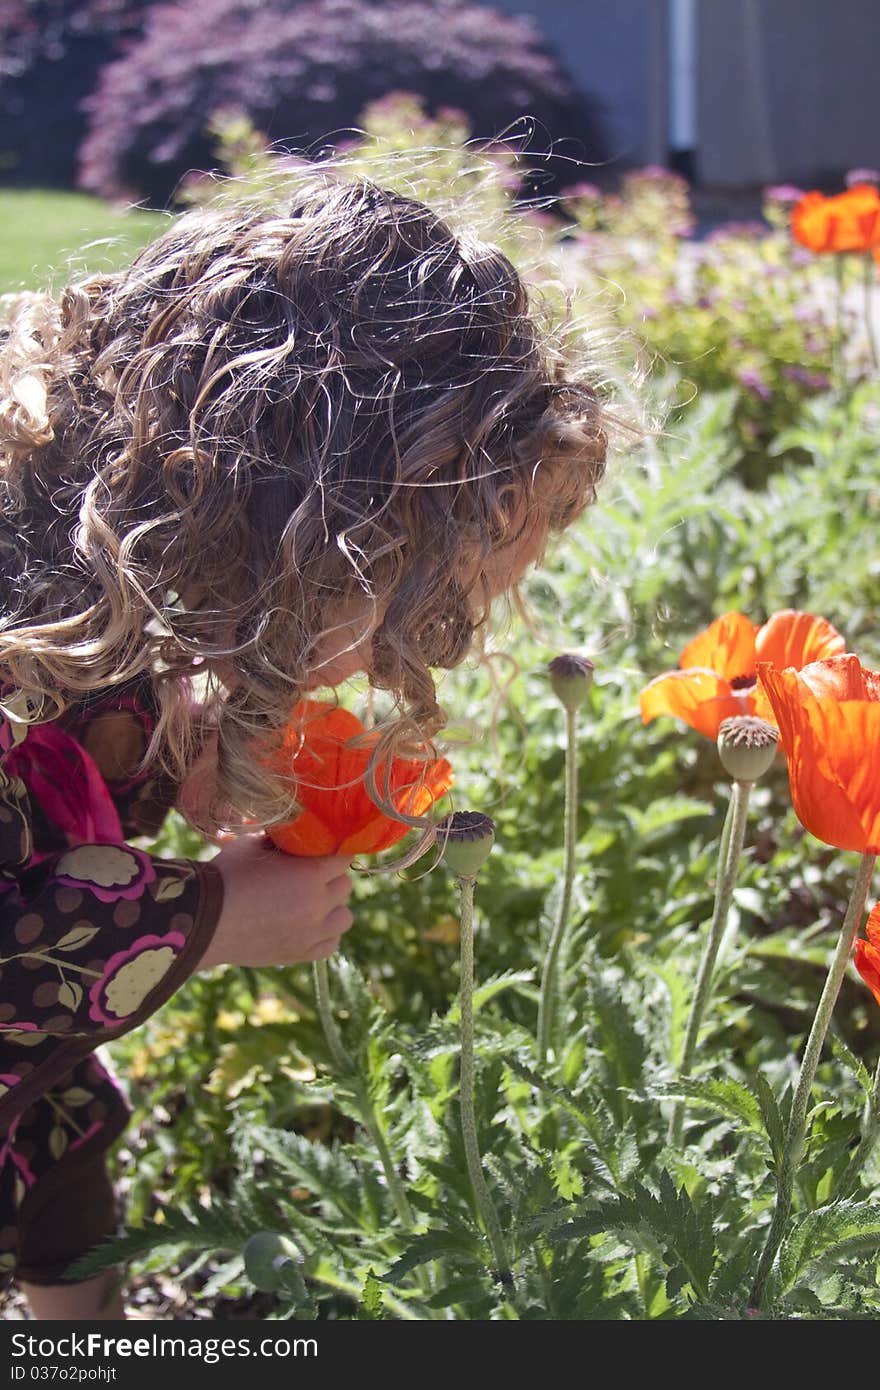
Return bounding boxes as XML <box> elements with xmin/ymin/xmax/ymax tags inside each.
<box><xmin>88</xmin><ymin>931</ymin><xmax>186</xmax><ymax>1025</ymax></box>
<box><xmin>4</xmin><ymin>724</ymin><xmax>124</xmax><ymax>858</ymax></box>
<box><xmin>53</xmin><ymin>845</ymin><xmax>156</xmax><ymax>904</ymax></box>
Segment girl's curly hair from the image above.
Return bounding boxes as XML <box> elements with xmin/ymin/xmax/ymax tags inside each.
<box><xmin>0</xmin><ymin>173</ymin><xmax>607</xmax><ymax>831</ymax></box>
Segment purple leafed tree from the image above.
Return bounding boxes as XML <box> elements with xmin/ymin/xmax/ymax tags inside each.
<box><xmin>78</xmin><ymin>0</ymin><xmax>606</xmax><ymax>206</ymax></box>
<box><xmin>0</xmin><ymin>0</ymin><xmax>152</xmax><ymax>186</ymax></box>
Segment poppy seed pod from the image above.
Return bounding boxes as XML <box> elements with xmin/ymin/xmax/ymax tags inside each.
<box><xmin>437</xmin><ymin>811</ymin><xmax>495</xmax><ymax>878</ymax></box>
<box><xmin>243</xmin><ymin>1231</ymin><xmax>304</xmax><ymax>1293</ymax></box>
<box><xmin>548</xmin><ymin>653</ymin><xmax>595</xmax><ymax>712</ymax></box>
<box><xmin>717</xmin><ymin>715</ymin><xmax>779</xmax><ymax>782</ymax></box>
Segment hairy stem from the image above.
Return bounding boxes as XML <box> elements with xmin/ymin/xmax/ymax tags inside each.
<box><xmin>668</xmin><ymin>779</ymin><xmax>753</xmax><ymax>1146</ymax></box>
<box><xmin>750</xmin><ymin>851</ymin><xmax>876</xmax><ymax>1307</ymax></box>
<box><xmin>864</xmin><ymin>253</ymin><xmax>879</xmax><ymax>375</ymax></box>
<box><xmin>537</xmin><ymin>705</ymin><xmax>579</xmax><ymax>1064</ymax></box>
<box><xmin>458</xmin><ymin>873</ymin><xmax>513</xmax><ymax>1286</ymax></box>
<box><xmin>833</xmin><ymin>254</ymin><xmax>847</xmax><ymax>398</ymax></box>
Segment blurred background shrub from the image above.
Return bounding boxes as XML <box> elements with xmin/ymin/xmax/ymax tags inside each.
<box><xmin>73</xmin><ymin>0</ymin><xmax>603</xmax><ymax>207</ymax></box>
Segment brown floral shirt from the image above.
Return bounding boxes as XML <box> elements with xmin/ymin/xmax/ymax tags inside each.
<box><xmin>0</xmin><ymin>679</ymin><xmax>223</xmax><ymax>1285</ymax></box>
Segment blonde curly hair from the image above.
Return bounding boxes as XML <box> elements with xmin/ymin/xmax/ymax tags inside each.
<box><xmin>0</xmin><ymin>172</ymin><xmax>607</xmax><ymax>831</ymax></box>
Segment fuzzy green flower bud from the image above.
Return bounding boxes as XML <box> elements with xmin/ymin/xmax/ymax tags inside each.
<box><xmin>548</xmin><ymin>653</ymin><xmax>595</xmax><ymax>712</ymax></box>
<box><xmin>437</xmin><ymin>811</ymin><xmax>495</xmax><ymax>878</ymax></box>
<box><xmin>717</xmin><ymin>715</ymin><xmax>779</xmax><ymax>782</ymax></box>
<box><xmin>243</xmin><ymin>1231</ymin><xmax>304</xmax><ymax>1294</ymax></box>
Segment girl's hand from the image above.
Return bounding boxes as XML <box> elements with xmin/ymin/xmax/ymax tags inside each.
<box><xmin>198</xmin><ymin>835</ymin><xmax>354</xmax><ymax>970</ymax></box>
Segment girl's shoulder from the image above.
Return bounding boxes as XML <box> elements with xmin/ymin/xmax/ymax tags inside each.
<box><xmin>61</xmin><ymin>672</ymin><xmax>160</xmax><ymax>795</ymax></box>
<box><xmin>0</xmin><ymin>673</ymin><xmax>160</xmax><ymax>788</ymax></box>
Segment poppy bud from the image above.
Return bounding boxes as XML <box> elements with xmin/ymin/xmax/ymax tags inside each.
<box><xmin>717</xmin><ymin>715</ymin><xmax>779</xmax><ymax>782</ymax></box>
<box><xmin>437</xmin><ymin>811</ymin><xmax>495</xmax><ymax>878</ymax></box>
<box><xmin>548</xmin><ymin>653</ymin><xmax>595</xmax><ymax>712</ymax></box>
<box><xmin>243</xmin><ymin>1231</ymin><xmax>304</xmax><ymax>1294</ymax></box>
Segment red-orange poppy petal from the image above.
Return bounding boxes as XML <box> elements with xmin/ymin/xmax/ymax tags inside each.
<box><xmin>791</xmin><ymin>191</ymin><xmax>829</xmax><ymax>252</ymax></box>
<box><xmin>795</xmin><ymin>653</ymin><xmax>880</xmax><ymax>703</ymax></box>
<box><xmin>755</xmin><ymin>610</ymin><xmax>846</xmax><ymax>671</ymax></box>
<box><xmin>339</xmin><ymin>815</ymin><xmax>404</xmax><ymax>856</ymax></box>
<box><xmin>854</xmin><ymin>934</ymin><xmax>880</xmax><ymax>1008</ymax></box>
<box><xmin>759</xmin><ymin>665</ymin><xmax>880</xmax><ymax>852</ymax></box>
<box><xmin>679</xmin><ymin>612</ymin><xmax>757</xmax><ymax>682</ymax></box>
<box><xmin>639</xmin><ymin>669</ymin><xmax>752</xmax><ymax>740</ymax></box>
<box><xmin>793</xmin><ymin>185</ymin><xmax>880</xmax><ymax>254</ymax></box>
<box><xmin>268</xmin><ymin>701</ymin><xmax>453</xmax><ymax>857</ymax></box>
<box><xmin>268</xmin><ymin>810</ymin><xmax>339</xmax><ymax>857</ymax></box>
<box><xmin>339</xmin><ymin>756</ymin><xmax>454</xmax><ymax>855</ymax></box>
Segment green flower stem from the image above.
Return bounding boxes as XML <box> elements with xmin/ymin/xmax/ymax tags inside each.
<box><xmin>537</xmin><ymin>705</ymin><xmax>579</xmax><ymax>1064</ymax></box>
<box><xmin>833</xmin><ymin>254</ymin><xmax>847</xmax><ymax>397</ymax></box>
<box><xmin>313</xmin><ymin>959</ymin><xmax>351</xmax><ymax>1072</ymax></box>
<box><xmin>750</xmin><ymin>851</ymin><xmax>877</xmax><ymax>1308</ymax></box>
<box><xmin>864</xmin><ymin>253</ymin><xmax>879</xmax><ymax>375</ymax></box>
<box><xmin>668</xmin><ymin>778</ymin><xmax>753</xmax><ymax>1147</ymax></box>
<box><xmin>458</xmin><ymin>872</ymin><xmax>513</xmax><ymax>1286</ymax></box>
<box><xmin>312</xmin><ymin>960</ymin><xmax>417</xmax><ymax>1236</ymax></box>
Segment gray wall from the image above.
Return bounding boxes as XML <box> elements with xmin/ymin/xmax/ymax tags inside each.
<box><xmin>490</xmin><ymin>0</ymin><xmax>667</xmax><ymax>168</ymax></box>
<box><xmin>491</xmin><ymin>0</ymin><xmax>880</xmax><ymax>188</ymax></box>
<box><xmin>699</xmin><ymin>0</ymin><xmax>880</xmax><ymax>187</ymax></box>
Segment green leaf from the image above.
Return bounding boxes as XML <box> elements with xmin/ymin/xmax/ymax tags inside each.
<box><xmin>624</xmin><ymin>796</ymin><xmax>714</xmax><ymax>846</ymax></box>
<box><xmin>779</xmin><ymin>1201</ymin><xmax>880</xmax><ymax>1292</ymax></box>
<box><xmin>445</xmin><ymin>970</ymin><xmax>535</xmax><ymax>1023</ymax></box>
<box><xmin>830</xmin><ymin>1034</ymin><xmax>876</xmax><ymax>1110</ymax></box>
<box><xmin>653</xmin><ymin>1075</ymin><xmax>765</xmax><ymax>1142</ymax></box>
<box><xmin>384</xmin><ymin>1229</ymin><xmax>481</xmax><ymax>1283</ymax></box>
<box><xmin>361</xmin><ymin>1269</ymin><xmax>385</xmax><ymax>1319</ymax></box>
<box><xmin>66</xmin><ymin>1205</ymin><xmax>249</xmax><ymax>1281</ymax></box>
<box><xmin>755</xmin><ymin>1072</ymin><xmax>786</xmax><ymax>1170</ymax></box>
<box><xmin>651</xmin><ymin>961</ymin><xmax>690</xmax><ymax>1069</ymax></box>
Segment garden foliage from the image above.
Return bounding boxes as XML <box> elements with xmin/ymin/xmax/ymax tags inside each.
<box><xmin>47</xmin><ymin>107</ymin><xmax>880</xmax><ymax>1319</ymax></box>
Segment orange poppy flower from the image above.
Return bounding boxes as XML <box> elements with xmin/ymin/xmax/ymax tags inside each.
<box><xmin>855</xmin><ymin>903</ymin><xmax>880</xmax><ymax>1008</ymax></box>
<box><xmin>267</xmin><ymin>701</ymin><xmax>453</xmax><ymax>856</ymax></box>
<box><xmin>792</xmin><ymin>184</ymin><xmax>880</xmax><ymax>254</ymax></box>
<box><xmin>757</xmin><ymin>654</ymin><xmax>880</xmax><ymax>853</ymax></box>
<box><xmin>639</xmin><ymin>609</ymin><xmax>845</xmax><ymax>740</ymax></box>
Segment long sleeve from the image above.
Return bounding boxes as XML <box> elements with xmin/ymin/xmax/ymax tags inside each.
<box><xmin>0</xmin><ymin>705</ymin><xmax>224</xmax><ymax>1284</ymax></box>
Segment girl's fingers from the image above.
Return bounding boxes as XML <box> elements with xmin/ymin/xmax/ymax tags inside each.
<box><xmin>303</xmin><ymin>935</ymin><xmax>342</xmax><ymax>961</ymax></box>
<box><xmin>324</xmin><ymin>905</ymin><xmax>354</xmax><ymax>935</ymax></box>
<box><xmin>322</xmin><ymin>855</ymin><xmax>354</xmax><ymax>876</ymax></box>
<box><xmin>326</xmin><ymin>871</ymin><xmax>353</xmax><ymax>900</ymax></box>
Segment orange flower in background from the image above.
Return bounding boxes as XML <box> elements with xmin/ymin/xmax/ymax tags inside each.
<box><xmin>758</xmin><ymin>655</ymin><xmax>880</xmax><ymax>854</ymax></box>
<box><xmin>639</xmin><ymin>609</ymin><xmax>845</xmax><ymax>740</ymax></box>
<box><xmin>855</xmin><ymin>903</ymin><xmax>880</xmax><ymax>1008</ymax></box>
<box><xmin>792</xmin><ymin>184</ymin><xmax>880</xmax><ymax>254</ymax></box>
<box><xmin>267</xmin><ymin>701</ymin><xmax>453</xmax><ymax>856</ymax></box>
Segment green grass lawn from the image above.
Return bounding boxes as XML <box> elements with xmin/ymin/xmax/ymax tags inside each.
<box><xmin>0</xmin><ymin>189</ymin><xmax>166</xmax><ymax>294</ymax></box>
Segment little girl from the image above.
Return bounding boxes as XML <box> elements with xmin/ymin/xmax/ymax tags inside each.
<box><xmin>0</xmin><ymin>171</ymin><xmax>607</xmax><ymax>1318</ymax></box>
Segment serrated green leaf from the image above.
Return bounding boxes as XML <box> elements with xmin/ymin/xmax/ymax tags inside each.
<box><xmin>445</xmin><ymin>970</ymin><xmax>535</xmax><ymax>1023</ymax></box>
<box><xmin>384</xmin><ymin>1229</ymin><xmax>481</xmax><ymax>1283</ymax></box>
<box><xmin>361</xmin><ymin>1269</ymin><xmax>385</xmax><ymax>1319</ymax></box>
<box><xmin>755</xmin><ymin>1071</ymin><xmax>786</xmax><ymax>1169</ymax></box>
<box><xmin>831</xmin><ymin>1034</ymin><xmax>876</xmax><ymax>1108</ymax></box>
<box><xmin>651</xmin><ymin>960</ymin><xmax>690</xmax><ymax>1069</ymax></box>
<box><xmin>654</xmin><ymin>1075</ymin><xmax>765</xmax><ymax>1141</ymax></box>
<box><xmin>779</xmin><ymin>1201</ymin><xmax>880</xmax><ymax>1292</ymax></box>
<box><xmin>66</xmin><ymin>1206</ymin><xmax>248</xmax><ymax>1281</ymax></box>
